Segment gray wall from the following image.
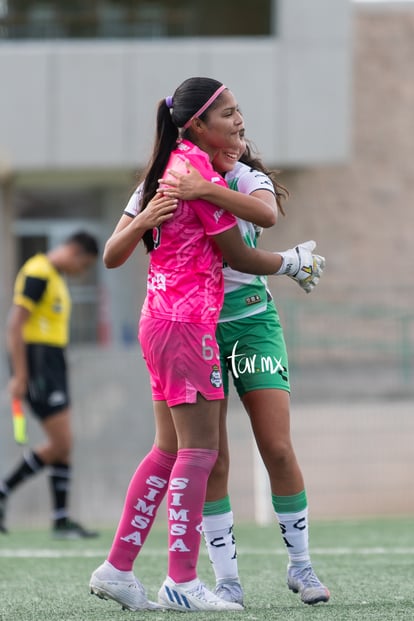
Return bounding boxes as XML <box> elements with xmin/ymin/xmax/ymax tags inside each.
<box><xmin>0</xmin><ymin>0</ymin><xmax>353</xmax><ymax>362</ymax></box>
<box><xmin>0</xmin><ymin>0</ymin><xmax>351</xmax><ymax>171</ymax></box>
<box><xmin>1</xmin><ymin>346</ymin><xmax>413</xmax><ymax>529</ymax></box>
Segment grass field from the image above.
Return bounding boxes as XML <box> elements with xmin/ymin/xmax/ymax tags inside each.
<box><xmin>0</xmin><ymin>517</ymin><xmax>413</xmax><ymax>621</ymax></box>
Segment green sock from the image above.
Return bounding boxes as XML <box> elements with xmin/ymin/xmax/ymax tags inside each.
<box><xmin>202</xmin><ymin>496</ymin><xmax>239</xmax><ymax>582</ymax></box>
<box><xmin>203</xmin><ymin>494</ymin><xmax>232</xmax><ymax>516</ymax></box>
<box><xmin>272</xmin><ymin>490</ymin><xmax>310</xmax><ymax>566</ymax></box>
<box><xmin>272</xmin><ymin>490</ymin><xmax>307</xmax><ymax>514</ymax></box>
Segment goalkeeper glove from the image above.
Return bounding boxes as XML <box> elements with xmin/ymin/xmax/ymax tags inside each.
<box><xmin>276</xmin><ymin>240</ymin><xmax>325</xmax><ymax>294</ymax></box>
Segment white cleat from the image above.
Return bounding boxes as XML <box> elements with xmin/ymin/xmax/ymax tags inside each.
<box><xmin>287</xmin><ymin>564</ymin><xmax>330</xmax><ymax>605</ymax></box>
<box><xmin>89</xmin><ymin>561</ymin><xmax>161</xmax><ymax>611</ymax></box>
<box><xmin>214</xmin><ymin>579</ymin><xmax>244</xmax><ymax>606</ymax></box>
<box><xmin>158</xmin><ymin>576</ymin><xmax>244</xmax><ymax>612</ymax></box>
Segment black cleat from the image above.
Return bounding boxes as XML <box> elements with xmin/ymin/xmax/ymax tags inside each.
<box><xmin>52</xmin><ymin>518</ymin><xmax>99</xmax><ymax>539</ymax></box>
<box><xmin>0</xmin><ymin>494</ymin><xmax>8</xmax><ymax>534</ymax></box>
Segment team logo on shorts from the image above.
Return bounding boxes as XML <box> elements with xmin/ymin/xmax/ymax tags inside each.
<box><xmin>210</xmin><ymin>364</ymin><xmax>222</xmax><ymax>388</ymax></box>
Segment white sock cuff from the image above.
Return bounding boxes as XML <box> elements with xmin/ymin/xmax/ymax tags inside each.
<box><xmin>202</xmin><ymin>511</ymin><xmax>234</xmax><ymax>532</ymax></box>
<box><xmin>276</xmin><ymin>507</ymin><xmax>308</xmax><ymax>522</ymax></box>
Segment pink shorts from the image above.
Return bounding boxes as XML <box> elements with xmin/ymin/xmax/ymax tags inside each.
<box><xmin>138</xmin><ymin>315</ymin><xmax>224</xmax><ymax>407</ymax></box>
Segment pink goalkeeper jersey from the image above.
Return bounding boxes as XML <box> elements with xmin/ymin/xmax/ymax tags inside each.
<box><xmin>124</xmin><ymin>140</ymin><xmax>237</xmax><ymax>323</ymax></box>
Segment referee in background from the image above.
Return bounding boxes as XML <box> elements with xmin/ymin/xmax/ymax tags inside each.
<box><xmin>0</xmin><ymin>231</ymin><xmax>99</xmax><ymax>538</ymax></box>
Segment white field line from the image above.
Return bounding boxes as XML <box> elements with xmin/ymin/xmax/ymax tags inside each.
<box><xmin>1</xmin><ymin>547</ymin><xmax>413</xmax><ymax>558</ymax></box>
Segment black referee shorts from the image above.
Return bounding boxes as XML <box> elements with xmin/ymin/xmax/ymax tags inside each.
<box><xmin>26</xmin><ymin>344</ymin><xmax>70</xmax><ymax>420</ymax></box>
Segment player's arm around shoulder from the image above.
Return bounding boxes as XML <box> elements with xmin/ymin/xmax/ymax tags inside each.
<box><xmin>103</xmin><ymin>195</ymin><xmax>178</xmax><ymax>268</ymax></box>
<box><xmin>161</xmin><ymin>160</ymin><xmax>277</xmax><ymax>228</ymax></box>
<box><xmin>213</xmin><ymin>225</ymin><xmax>282</xmax><ymax>275</ymax></box>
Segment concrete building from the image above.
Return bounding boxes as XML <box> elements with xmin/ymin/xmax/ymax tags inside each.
<box><xmin>1</xmin><ymin>1</ymin><xmax>414</xmax><ymax>527</ymax></box>
<box><xmin>0</xmin><ymin>0</ymin><xmax>352</xmax><ymax>349</ymax></box>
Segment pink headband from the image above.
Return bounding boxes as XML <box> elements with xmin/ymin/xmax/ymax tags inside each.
<box><xmin>183</xmin><ymin>84</ymin><xmax>227</xmax><ymax>130</ymax></box>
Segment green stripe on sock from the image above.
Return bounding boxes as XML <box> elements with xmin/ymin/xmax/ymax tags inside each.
<box><xmin>203</xmin><ymin>495</ymin><xmax>232</xmax><ymax>516</ymax></box>
<box><xmin>272</xmin><ymin>490</ymin><xmax>307</xmax><ymax>514</ymax></box>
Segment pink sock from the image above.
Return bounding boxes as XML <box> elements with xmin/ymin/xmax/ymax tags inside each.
<box><xmin>167</xmin><ymin>448</ymin><xmax>218</xmax><ymax>583</ymax></box>
<box><xmin>108</xmin><ymin>445</ymin><xmax>176</xmax><ymax>571</ymax></box>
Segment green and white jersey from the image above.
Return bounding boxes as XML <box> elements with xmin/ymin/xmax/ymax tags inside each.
<box><xmin>219</xmin><ymin>161</ymin><xmax>275</xmax><ymax>323</ymax></box>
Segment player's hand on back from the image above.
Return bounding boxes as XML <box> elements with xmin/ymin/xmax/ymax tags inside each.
<box><xmin>158</xmin><ymin>160</ymin><xmax>208</xmax><ymax>201</ymax></box>
<box><xmin>140</xmin><ymin>193</ymin><xmax>178</xmax><ymax>229</ymax></box>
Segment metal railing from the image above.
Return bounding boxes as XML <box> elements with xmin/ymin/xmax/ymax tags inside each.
<box><xmin>277</xmin><ymin>296</ymin><xmax>414</xmax><ymax>387</ymax></box>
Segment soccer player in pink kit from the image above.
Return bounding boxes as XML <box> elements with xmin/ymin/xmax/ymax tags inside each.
<box><xmin>163</xmin><ymin>141</ymin><xmax>329</xmax><ymax>607</ymax></box>
<box><xmin>89</xmin><ymin>77</ymin><xmax>324</xmax><ymax>613</ymax></box>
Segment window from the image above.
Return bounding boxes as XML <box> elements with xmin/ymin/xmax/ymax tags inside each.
<box><xmin>0</xmin><ymin>0</ymin><xmax>273</xmax><ymax>39</ymax></box>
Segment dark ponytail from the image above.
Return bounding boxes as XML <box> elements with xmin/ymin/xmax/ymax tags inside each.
<box><xmin>141</xmin><ymin>100</ymin><xmax>179</xmax><ymax>251</ymax></box>
<box><xmin>140</xmin><ymin>77</ymin><xmax>225</xmax><ymax>251</ymax></box>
